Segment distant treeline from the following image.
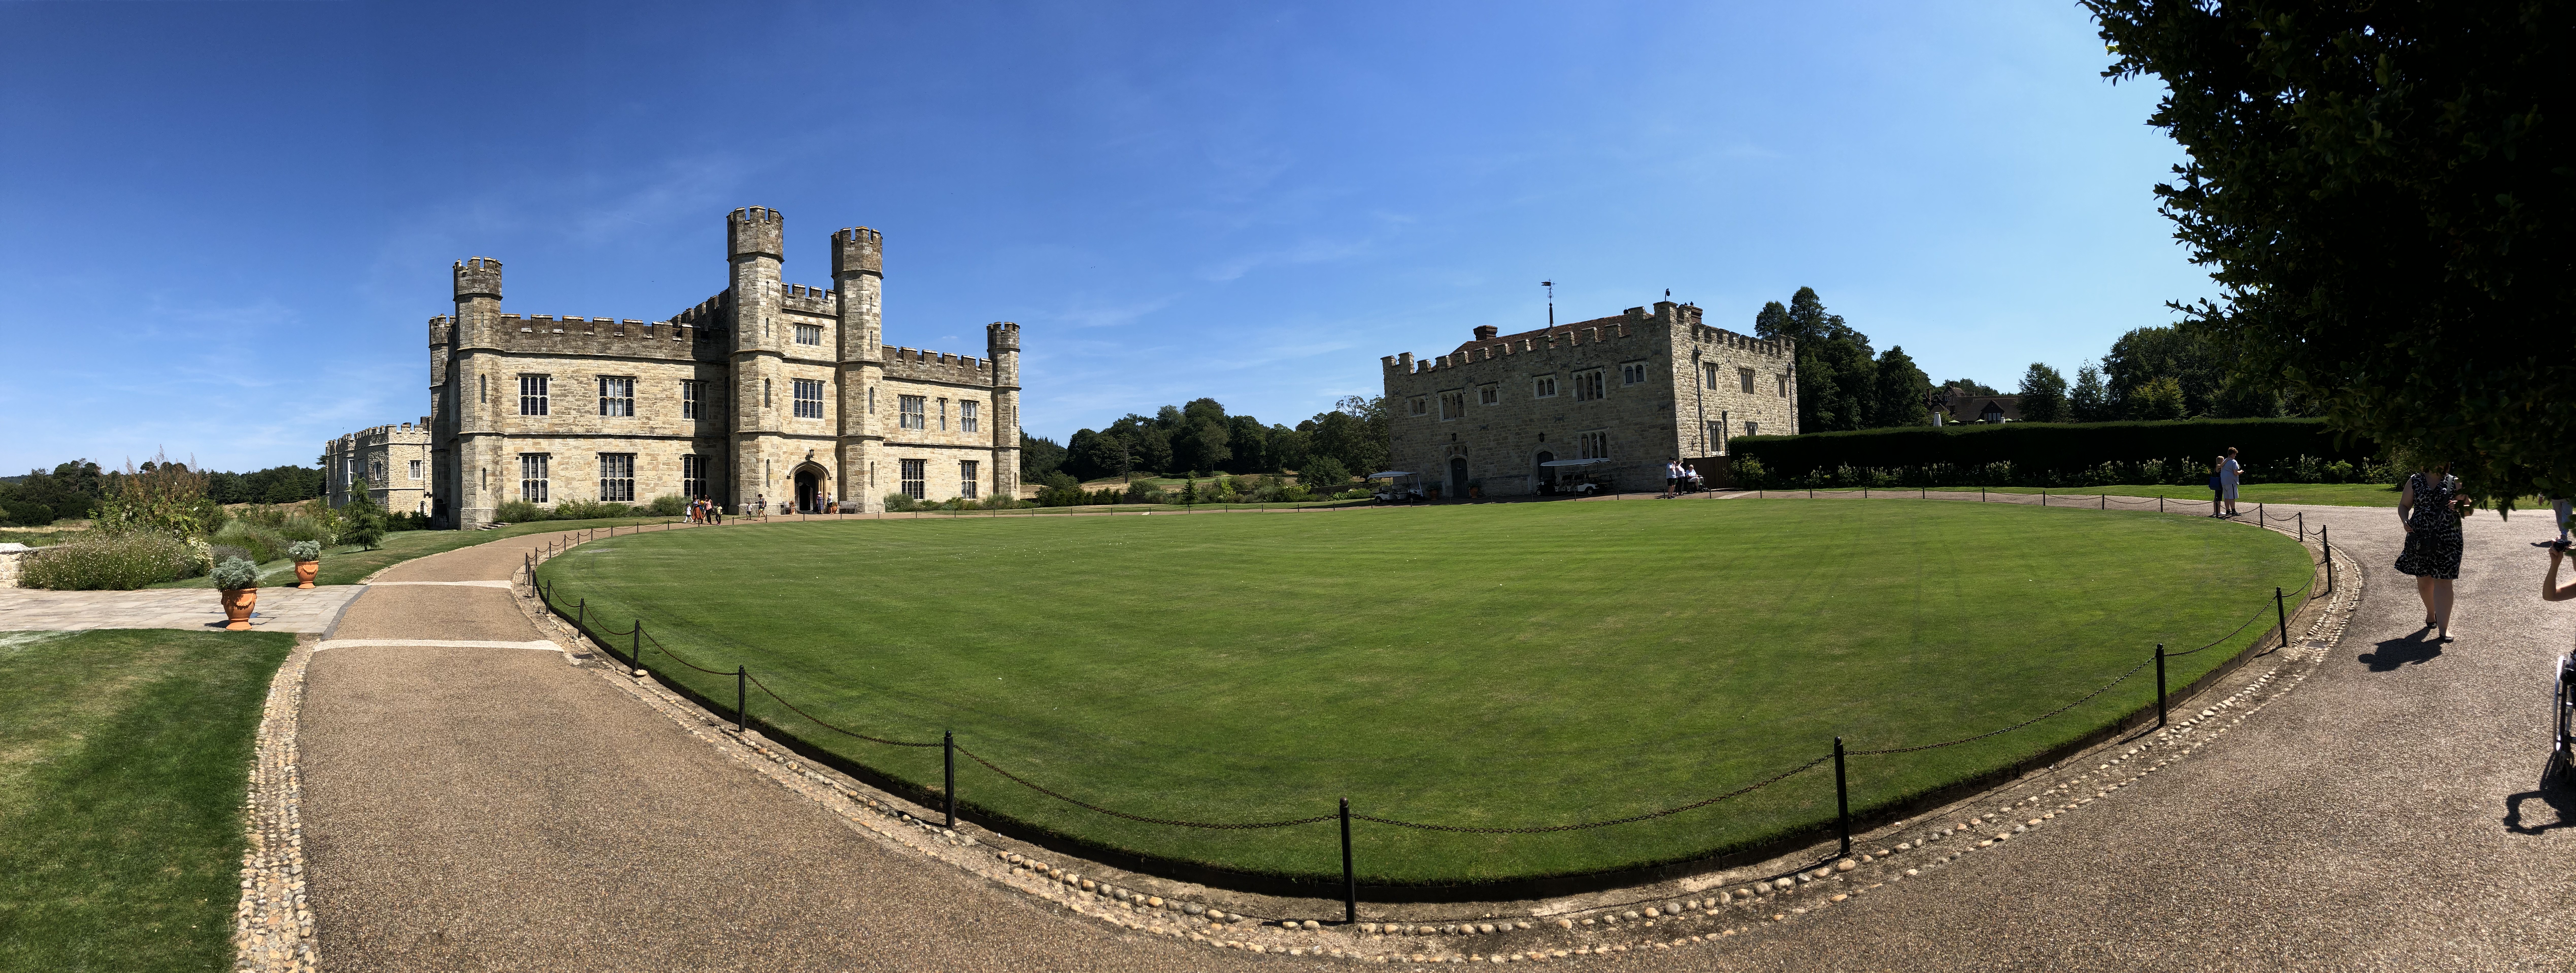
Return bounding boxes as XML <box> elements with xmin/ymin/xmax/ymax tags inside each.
<box><xmin>1022</xmin><ymin>396</ymin><xmax>1390</xmax><ymax>489</ymax></box>
<box><xmin>0</xmin><ymin>459</ymin><xmax>323</xmax><ymax>526</ymax></box>
<box><xmin>1729</xmin><ymin>418</ymin><xmax>2377</xmax><ymax>486</ymax></box>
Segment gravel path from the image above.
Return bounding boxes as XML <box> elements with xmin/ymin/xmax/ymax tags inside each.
<box><xmin>298</xmin><ymin>507</ymin><xmax>2575</xmax><ymax>971</ymax></box>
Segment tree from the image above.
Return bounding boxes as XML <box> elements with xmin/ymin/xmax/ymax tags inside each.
<box><xmin>2088</xmin><ymin>0</ymin><xmax>2574</xmax><ymax>500</ymax></box>
<box><xmin>1299</xmin><ymin>455</ymin><xmax>1351</xmax><ymax>492</ymax></box>
<box><xmin>1225</xmin><ymin>414</ymin><xmax>1272</xmax><ymax>473</ymax></box>
<box><xmin>338</xmin><ymin>493</ymin><xmax>387</xmax><ymax>549</ymax></box>
<box><xmin>1172</xmin><ymin>417</ymin><xmax>1231</xmax><ymax>475</ymax></box>
<box><xmin>1936</xmin><ymin>378</ymin><xmax>2003</xmax><ymax>397</ymax></box>
<box><xmin>1020</xmin><ymin>433</ymin><xmax>1066</xmax><ymax>483</ymax></box>
<box><xmin>1268</xmin><ymin>424</ymin><xmax>1310</xmax><ymax>473</ymax></box>
<box><xmin>2101</xmin><ymin>326</ymin><xmax>2220</xmax><ymax>419</ymax></box>
<box><xmin>2017</xmin><ymin>363</ymin><xmax>2070</xmax><ymax>423</ymax></box>
<box><xmin>1070</xmin><ymin>430</ymin><xmax>1131</xmax><ymax>481</ymax></box>
<box><xmin>1135</xmin><ymin>426</ymin><xmax>1174</xmax><ymax>475</ymax></box>
<box><xmin>2134</xmin><ymin>375</ymin><xmax>2188</xmax><ymax>420</ymax></box>
<box><xmin>2069</xmin><ymin>363</ymin><xmax>2114</xmax><ymax>422</ymax></box>
<box><xmin>1757</xmin><ymin>287</ymin><xmax>1876</xmax><ymax>432</ymax></box>
<box><xmin>1868</xmin><ymin>346</ymin><xmax>1931</xmax><ymax>428</ymax></box>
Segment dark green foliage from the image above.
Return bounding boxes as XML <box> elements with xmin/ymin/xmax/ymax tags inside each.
<box><xmin>1937</xmin><ymin>377</ymin><xmax>2003</xmax><ymax>397</ymax></box>
<box><xmin>10</xmin><ymin>460</ymin><xmax>108</xmax><ymax>521</ymax></box>
<box><xmin>2088</xmin><ymin>0</ymin><xmax>2574</xmax><ymax>501</ymax></box>
<box><xmin>21</xmin><ymin>533</ymin><xmax>201</xmax><ymax>590</ymax></box>
<box><xmin>2069</xmin><ymin>365</ymin><xmax>2113</xmax><ymax>422</ymax></box>
<box><xmin>1732</xmin><ymin>418</ymin><xmax>2376</xmax><ymax>484</ymax></box>
<box><xmin>647</xmin><ymin>494</ymin><xmax>689</xmax><ymax>517</ymax></box>
<box><xmin>1019</xmin><ymin>433</ymin><xmax>1066</xmax><ymax>482</ymax></box>
<box><xmin>336</xmin><ymin>495</ymin><xmax>386</xmax><ymax>549</ymax></box>
<box><xmin>2017</xmin><ymin>363</ymin><xmax>2070</xmax><ymax>423</ymax></box>
<box><xmin>1300</xmin><ymin>454</ymin><xmax>1352</xmax><ymax>490</ymax></box>
<box><xmin>2101</xmin><ymin>326</ymin><xmax>2223</xmax><ymax>418</ymax></box>
<box><xmin>1756</xmin><ymin>287</ymin><xmax>1878</xmax><ymax>432</ymax></box>
<box><xmin>1869</xmin><ymin>346</ymin><xmax>1931</xmax><ymax>428</ymax></box>
<box><xmin>1</xmin><ymin>498</ymin><xmax>54</xmax><ymax>526</ymax></box>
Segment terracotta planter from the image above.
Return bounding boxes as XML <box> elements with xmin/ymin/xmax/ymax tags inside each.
<box><xmin>294</xmin><ymin>560</ymin><xmax>319</xmax><ymax>589</ymax></box>
<box><xmin>220</xmin><ymin>587</ymin><xmax>258</xmax><ymax>631</ymax></box>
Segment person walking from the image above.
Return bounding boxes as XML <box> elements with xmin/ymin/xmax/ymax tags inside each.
<box><xmin>2395</xmin><ymin>456</ymin><xmax>2471</xmax><ymax>640</ymax></box>
<box><xmin>2216</xmin><ymin>446</ymin><xmax>2245</xmax><ymax>517</ymax></box>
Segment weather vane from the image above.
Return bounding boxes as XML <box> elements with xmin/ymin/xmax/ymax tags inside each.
<box><xmin>1542</xmin><ymin>280</ymin><xmax>1554</xmax><ymax>328</ymax></box>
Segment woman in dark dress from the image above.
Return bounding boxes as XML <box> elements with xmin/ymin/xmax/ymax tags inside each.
<box><xmin>2395</xmin><ymin>460</ymin><xmax>2471</xmax><ymax>639</ymax></box>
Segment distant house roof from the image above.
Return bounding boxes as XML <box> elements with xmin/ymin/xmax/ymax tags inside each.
<box><xmin>1945</xmin><ymin>394</ymin><xmax>2022</xmax><ymax>424</ymax></box>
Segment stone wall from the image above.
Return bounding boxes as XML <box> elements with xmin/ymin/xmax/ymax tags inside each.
<box><xmin>1383</xmin><ymin>301</ymin><xmax>1797</xmax><ymax>497</ymax></box>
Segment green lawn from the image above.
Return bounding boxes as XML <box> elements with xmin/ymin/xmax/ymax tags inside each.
<box><xmin>0</xmin><ymin>629</ymin><xmax>293</xmax><ymax>971</ymax></box>
<box><xmin>535</xmin><ymin>500</ymin><xmax>2312</xmax><ymax>884</ymax></box>
<box><xmin>1909</xmin><ymin>482</ymin><xmax>2398</xmax><ymax>507</ymax></box>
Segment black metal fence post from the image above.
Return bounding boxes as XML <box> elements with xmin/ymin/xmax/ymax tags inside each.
<box><xmin>1339</xmin><ymin>797</ymin><xmax>1358</xmax><ymax>924</ymax></box>
<box><xmin>577</xmin><ymin>598</ymin><xmax>585</xmax><ymax>631</ymax></box>
<box><xmin>2322</xmin><ymin>525</ymin><xmax>2334</xmax><ymax>593</ymax></box>
<box><xmin>735</xmin><ymin>666</ymin><xmax>746</xmax><ymax>732</ymax></box>
<box><xmin>943</xmin><ymin>730</ymin><xmax>957</xmax><ymax>829</ymax></box>
<box><xmin>2155</xmin><ymin>644</ymin><xmax>2167</xmax><ymax>727</ymax></box>
<box><xmin>2298</xmin><ymin>511</ymin><xmax>2304</xmax><ymax>540</ymax></box>
<box><xmin>2275</xmin><ymin>586</ymin><xmax>2289</xmax><ymax>648</ymax></box>
<box><xmin>1833</xmin><ymin>736</ymin><xmax>1851</xmax><ymax>858</ymax></box>
<box><xmin>630</xmin><ymin>621</ymin><xmax>640</xmax><ymax>670</ymax></box>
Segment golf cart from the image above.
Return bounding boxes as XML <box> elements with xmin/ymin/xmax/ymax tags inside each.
<box><xmin>1367</xmin><ymin>471</ymin><xmax>1426</xmax><ymax>504</ymax></box>
<box><xmin>1537</xmin><ymin>457</ymin><xmax>1614</xmax><ymax>496</ymax></box>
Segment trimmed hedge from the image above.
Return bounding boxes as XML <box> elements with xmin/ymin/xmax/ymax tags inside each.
<box><xmin>1731</xmin><ymin>419</ymin><xmax>2375</xmax><ymax>482</ymax></box>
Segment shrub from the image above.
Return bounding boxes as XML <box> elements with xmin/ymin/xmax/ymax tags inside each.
<box><xmin>1729</xmin><ymin>456</ymin><xmax>1771</xmax><ymax>488</ymax></box>
<box><xmin>884</xmin><ymin>492</ymin><xmax>921</xmax><ymax>513</ymax></box>
<box><xmin>495</xmin><ymin>499</ymin><xmax>547</xmax><ymax>523</ymax></box>
<box><xmin>647</xmin><ymin>494</ymin><xmax>688</xmax><ymax>517</ymax></box>
<box><xmin>211</xmin><ymin>520</ymin><xmax>285</xmax><ymax>564</ymax></box>
<box><xmin>549</xmin><ymin>499</ymin><xmax>633</xmax><ymax>521</ymax></box>
<box><xmin>1124</xmin><ymin>481</ymin><xmax>1167</xmax><ymax>504</ymax></box>
<box><xmin>288</xmin><ymin>540</ymin><xmax>321</xmax><ymax>562</ymax></box>
<box><xmin>386</xmin><ymin>511</ymin><xmax>430</xmax><ymax>532</ymax></box>
<box><xmin>338</xmin><ymin>495</ymin><xmax>387</xmax><ymax>550</ymax></box>
<box><xmin>20</xmin><ymin>532</ymin><xmax>198</xmax><ymax>590</ymax></box>
<box><xmin>209</xmin><ymin>556</ymin><xmax>259</xmax><ymax>591</ymax></box>
<box><xmin>1300</xmin><ymin>456</ymin><xmax>1352</xmax><ymax>491</ymax></box>
<box><xmin>1</xmin><ymin>499</ymin><xmax>54</xmax><ymax>526</ymax></box>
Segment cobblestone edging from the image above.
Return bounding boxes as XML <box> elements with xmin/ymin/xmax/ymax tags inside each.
<box><xmin>233</xmin><ymin>638</ymin><xmax>316</xmax><ymax>972</ymax></box>
<box><xmin>517</xmin><ymin>525</ymin><xmax>2361</xmax><ymax>964</ymax></box>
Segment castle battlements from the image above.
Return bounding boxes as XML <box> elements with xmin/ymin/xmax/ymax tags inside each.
<box><xmin>1381</xmin><ymin>300</ymin><xmax>1789</xmax><ymax>376</ymax></box>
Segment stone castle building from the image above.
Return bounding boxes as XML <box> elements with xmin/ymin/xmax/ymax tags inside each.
<box><xmin>322</xmin><ymin>421</ymin><xmax>433</xmax><ymax>517</ymax></box>
<box><xmin>1382</xmin><ymin>300</ymin><xmax>1797</xmax><ymax>497</ymax></box>
<box><xmin>427</xmin><ymin>207</ymin><xmax>1022</xmax><ymax>527</ymax></box>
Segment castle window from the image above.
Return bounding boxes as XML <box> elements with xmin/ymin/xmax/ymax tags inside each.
<box><xmin>682</xmin><ymin>455</ymin><xmax>709</xmax><ymax>498</ymax></box>
<box><xmin>479</xmin><ymin>375</ymin><xmax>487</xmax><ymax>404</ymax></box>
<box><xmin>1704</xmin><ymin>362</ymin><xmax>1721</xmax><ymax>388</ymax></box>
<box><xmin>598</xmin><ymin>453</ymin><xmax>635</xmax><ymax>502</ymax></box>
<box><xmin>900</xmin><ymin>459</ymin><xmax>927</xmax><ymax>499</ymax></box>
<box><xmin>681</xmin><ymin>380</ymin><xmax>706</xmax><ymax>419</ymax></box>
<box><xmin>959</xmin><ymin>460</ymin><xmax>979</xmax><ymax>499</ymax></box>
<box><xmin>1739</xmin><ymin>368</ymin><xmax>1756</xmax><ymax>394</ymax></box>
<box><xmin>763</xmin><ymin>379</ymin><xmax>772</xmax><ymax>409</ymax></box>
<box><xmin>938</xmin><ymin>398</ymin><xmax>949</xmax><ymax>430</ymax></box>
<box><xmin>1578</xmin><ymin>430</ymin><xmax>1609</xmax><ymax>460</ymax></box>
<box><xmin>794</xmin><ymin>323</ymin><xmax>823</xmax><ymax>346</ymax></box>
<box><xmin>518</xmin><ymin>375</ymin><xmax>549</xmax><ymax>416</ymax></box>
<box><xmin>899</xmin><ymin>395</ymin><xmax>926</xmax><ymax>430</ymax></box>
<box><xmin>519</xmin><ymin>453</ymin><xmax>550</xmax><ymax>503</ymax></box>
<box><xmin>1439</xmin><ymin>391</ymin><xmax>1465</xmax><ymax>421</ymax></box>
<box><xmin>598</xmin><ymin>376</ymin><xmax>635</xmax><ymax>417</ymax></box>
<box><xmin>1478</xmin><ymin>385</ymin><xmax>1498</xmax><ymax>406</ymax></box>
<box><xmin>1533</xmin><ymin>375</ymin><xmax>1558</xmax><ymax>399</ymax></box>
<box><xmin>793</xmin><ymin>379</ymin><xmax>825</xmax><ymax>419</ymax></box>
<box><xmin>370</xmin><ymin>459</ymin><xmax>384</xmax><ymax>484</ymax></box>
<box><xmin>1777</xmin><ymin>374</ymin><xmax>1790</xmax><ymax>398</ymax></box>
<box><xmin>1572</xmin><ymin>369</ymin><xmax>1606</xmax><ymax>402</ymax></box>
<box><xmin>1621</xmin><ymin>362</ymin><xmax>1648</xmax><ymax>385</ymax></box>
<box><xmin>1745</xmin><ymin>420</ymin><xmax>1761</xmax><ymax>435</ymax></box>
<box><xmin>1408</xmin><ymin>397</ymin><xmax>1429</xmax><ymax>416</ymax></box>
<box><xmin>1709</xmin><ymin>421</ymin><xmax>1728</xmax><ymax>455</ymax></box>
<box><xmin>961</xmin><ymin>400</ymin><xmax>980</xmax><ymax>433</ymax></box>
<box><xmin>409</xmin><ymin>460</ymin><xmax>422</xmax><ymax>480</ymax></box>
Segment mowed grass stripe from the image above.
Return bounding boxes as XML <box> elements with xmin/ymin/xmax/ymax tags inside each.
<box><xmin>538</xmin><ymin>500</ymin><xmax>2310</xmax><ymax>882</ymax></box>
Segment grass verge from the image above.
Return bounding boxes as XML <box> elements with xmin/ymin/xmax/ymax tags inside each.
<box><xmin>537</xmin><ymin>499</ymin><xmax>2312</xmax><ymax>884</ymax></box>
<box><xmin>0</xmin><ymin>629</ymin><xmax>293</xmax><ymax>971</ymax></box>
<box><xmin>1916</xmin><ymin>482</ymin><xmax>2401</xmax><ymax>507</ymax></box>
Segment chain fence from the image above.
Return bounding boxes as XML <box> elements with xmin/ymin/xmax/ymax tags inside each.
<box><xmin>521</xmin><ymin>491</ymin><xmax>2336</xmax><ymax>911</ymax></box>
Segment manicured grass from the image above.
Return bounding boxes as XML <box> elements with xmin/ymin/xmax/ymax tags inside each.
<box><xmin>1912</xmin><ymin>482</ymin><xmax>2403</xmax><ymax>507</ymax></box>
<box><xmin>536</xmin><ymin>500</ymin><xmax>2312</xmax><ymax>884</ymax></box>
<box><xmin>0</xmin><ymin>629</ymin><xmax>293</xmax><ymax>971</ymax></box>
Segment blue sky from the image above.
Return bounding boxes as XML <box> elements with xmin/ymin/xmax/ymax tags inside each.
<box><xmin>0</xmin><ymin>1</ymin><xmax>2205</xmax><ymax>474</ymax></box>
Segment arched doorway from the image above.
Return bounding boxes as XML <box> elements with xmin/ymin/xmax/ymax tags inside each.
<box><xmin>1448</xmin><ymin>457</ymin><xmax>1469</xmax><ymax>500</ymax></box>
<box><xmin>1533</xmin><ymin>450</ymin><xmax>1555</xmax><ymax>493</ymax></box>
<box><xmin>792</xmin><ymin>464</ymin><xmax>828</xmax><ymax>512</ymax></box>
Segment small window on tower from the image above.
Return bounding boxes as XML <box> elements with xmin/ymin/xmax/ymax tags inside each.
<box><xmin>1439</xmin><ymin>391</ymin><xmax>1465</xmax><ymax>420</ymax></box>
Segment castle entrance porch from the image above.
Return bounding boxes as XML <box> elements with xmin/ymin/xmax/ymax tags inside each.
<box><xmin>792</xmin><ymin>463</ymin><xmax>829</xmax><ymax>513</ymax></box>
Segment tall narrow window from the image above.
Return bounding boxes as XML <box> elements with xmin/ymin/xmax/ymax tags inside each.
<box><xmin>792</xmin><ymin>378</ymin><xmax>824</xmax><ymax>418</ymax></box>
<box><xmin>1533</xmin><ymin>375</ymin><xmax>1558</xmax><ymax>399</ymax></box>
<box><xmin>960</xmin><ymin>400</ymin><xmax>980</xmax><ymax>433</ymax></box>
<box><xmin>937</xmin><ymin>398</ymin><xmax>949</xmax><ymax>431</ymax></box>
<box><xmin>959</xmin><ymin>460</ymin><xmax>979</xmax><ymax>499</ymax></box>
<box><xmin>794</xmin><ymin>322</ymin><xmax>823</xmax><ymax>346</ymax></box>
<box><xmin>682</xmin><ymin>455</ymin><xmax>708</xmax><ymax>498</ymax></box>
<box><xmin>1739</xmin><ymin>368</ymin><xmax>1756</xmax><ymax>394</ymax></box>
<box><xmin>899</xmin><ymin>395</ymin><xmax>926</xmax><ymax>430</ymax></box>
<box><xmin>408</xmin><ymin>459</ymin><xmax>422</xmax><ymax>480</ymax></box>
<box><xmin>1621</xmin><ymin>362</ymin><xmax>1648</xmax><ymax>385</ymax></box>
<box><xmin>900</xmin><ymin>458</ymin><xmax>926</xmax><ymax>499</ymax></box>
<box><xmin>1578</xmin><ymin>431</ymin><xmax>1609</xmax><ymax>460</ymax></box>
<box><xmin>1709</xmin><ymin>422</ymin><xmax>1727</xmax><ymax>455</ymax></box>
<box><xmin>479</xmin><ymin>375</ymin><xmax>487</xmax><ymax>403</ymax></box>
<box><xmin>598</xmin><ymin>453</ymin><xmax>635</xmax><ymax>502</ymax></box>
<box><xmin>763</xmin><ymin>378</ymin><xmax>772</xmax><ymax>409</ymax></box>
<box><xmin>598</xmin><ymin>376</ymin><xmax>634</xmax><ymax>417</ymax></box>
<box><xmin>518</xmin><ymin>375</ymin><xmax>549</xmax><ymax>416</ymax></box>
<box><xmin>1777</xmin><ymin>374</ymin><xmax>1790</xmax><ymax>398</ymax></box>
<box><xmin>519</xmin><ymin>453</ymin><xmax>550</xmax><ymax>502</ymax></box>
<box><xmin>1573</xmin><ymin>369</ymin><xmax>1605</xmax><ymax>402</ymax></box>
<box><xmin>1704</xmin><ymin>362</ymin><xmax>1721</xmax><ymax>388</ymax></box>
<box><xmin>681</xmin><ymin>380</ymin><xmax>705</xmax><ymax>419</ymax></box>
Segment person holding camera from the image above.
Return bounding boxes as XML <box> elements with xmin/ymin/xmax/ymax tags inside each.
<box><xmin>2395</xmin><ymin>456</ymin><xmax>2472</xmax><ymax>639</ymax></box>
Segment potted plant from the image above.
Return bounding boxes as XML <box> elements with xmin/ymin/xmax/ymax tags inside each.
<box><xmin>1467</xmin><ymin>478</ymin><xmax>1484</xmax><ymax>500</ymax></box>
<box><xmin>211</xmin><ymin>557</ymin><xmax>260</xmax><ymax>631</ymax></box>
<box><xmin>289</xmin><ymin>540</ymin><xmax>322</xmax><ymax>589</ymax></box>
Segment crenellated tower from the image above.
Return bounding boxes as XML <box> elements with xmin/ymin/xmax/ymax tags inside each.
<box><xmin>833</xmin><ymin>226</ymin><xmax>886</xmax><ymax>510</ymax></box>
<box><xmin>727</xmin><ymin>207</ymin><xmax>786</xmax><ymax>508</ymax></box>
<box><xmin>446</xmin><ymin>257</ymin><xmax>505</xmax><ymax>527</ymax></box>
<box><xmin>987</xmin><ymin>321</ymin><xmax>1023</xmax><ymax>501</ymax></box>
